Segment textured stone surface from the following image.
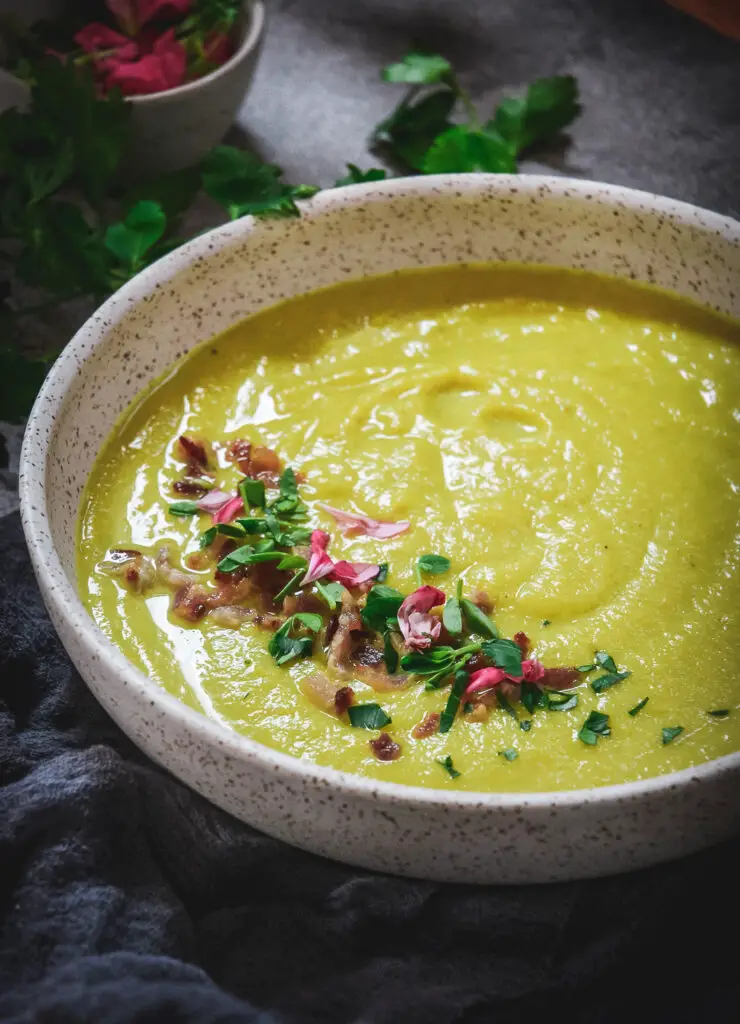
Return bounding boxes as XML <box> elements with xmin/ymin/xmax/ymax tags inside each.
<box><xmin>240</xmin><ymin>0</ymin><xmax>740</xmax><ymax>214</ymax></box>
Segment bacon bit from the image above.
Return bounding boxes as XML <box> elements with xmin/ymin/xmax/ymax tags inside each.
<box><xmin>513</xmin><ymin>631</ymin><xmax>530</xmax><ymax>658</ymax></box>
<box><xmin>472</xmin><ymin>590</ymin><xmax>495</xmax><ymax>614</ymax></box>
<box><xmin>369</xmin><ymin>733</ymin><xmax>402</xmax><ymax>761</ymax></box>
<box><xmin>352</xmin><ymin>641</ymin><xmax>385</xmax><ymax>668</ymax></box>
<box><xmin>250</xmin><ymin>560</ymin><xmax>292</xmax><ymax>606</ymax></box>
<box><xmin>412</xmin><ymin>712</ymin><xmax>440</xmax><ymax>739</ymax></box>
<box><xmin>317</xmin><ymin>503</ymin><xmax>410</xmax><ymax>540</ymax></box>
<box><xmin>98</xmin><ymin>549</ymin><xmax>155</xmax><ymax>593</ymax></box>
<box><xmin>465</xmin><ymin>702</ymin><xmax>489</xmax><ymax>722</ymax></box>
<box><xmin>177</xmin><ymin>435</ymin><xmax>209</xmax><ymax>468</ymax></box>
<box><xmin>303</xmin><ymin>529</ymin><xmax>334</xmax><ymax>585</ymax></box>
<box><xmin>172</xmin><ymin>583</ymin><xmax>210</xmax><ymax>621</ymax></box>
<box><xmin>397</xmin><ymin>585</ymin><xmax>445</xmax><ymax>651</ymax></box>
<box><xmin>327</xmin><ymin>590</ymin><xmax>363</xmax><ymax>671</ymax></box>
<box><xmin>282</xmin><ymin>592</ymin><xmax>326</xmax><ymax>616</ymax></box>
<box><xmin>542</xmin><ymin>666</ymin><xmax>581</xmax><ymax>690</ymax></box>
<box><xmin>210</xmin><ymin>606</ymin><xmax>284</xmax><ymax>631</ymax></box>
<box><xmin>327</xmin><ymin>560</ymin><xmax>380</xmax><ymax>588</ymax></box>
<box><xmin>173</xmin><ymin>479</ymin><xmax>208</xmax><ymax>497</ymax></box>
<box><xmin>224</xmin><ymin>439</ymin><xmax>291</xmax><ymax>488</ymax></box>
<box><xmin>325</xmin><ymin>613</ymin><xmax>339</xmax><ymax>646</ymax></box>
<box><xmin>302</xmin><ymin>673</ymin><xmax>337</xmax><ymax>714</ymax></box>
<box><xmin>334</xmin><ymin>686</ymin><xmax>355</xmax><ymax>716</ymax></box>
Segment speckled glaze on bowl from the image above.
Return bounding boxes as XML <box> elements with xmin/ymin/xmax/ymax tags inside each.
<box><xmin>19</xmin><ymin>176</ymin><xmax>740</xmax><ymax>884</ymax></box>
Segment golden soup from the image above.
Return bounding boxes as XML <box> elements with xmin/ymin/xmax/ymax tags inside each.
<box><xmin>77</xmin><ymin>265</ymin><xmax>740</xmax><ymax>792</ymax></box>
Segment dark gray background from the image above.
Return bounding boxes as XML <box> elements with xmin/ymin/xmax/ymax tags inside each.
<box><xmin>242</xmin><ymin>0</ymin><xmax>740</xmax><ymax>214</ymax></box>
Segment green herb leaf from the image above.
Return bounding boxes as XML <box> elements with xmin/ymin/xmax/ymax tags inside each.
<box><xmin>235</xmin><ymin>517</ymin><xmax>268</xmax><ymax>534</ymax></box>
<box><xmin>240</xmin><ymin>477</ymin><xmax>266</xmax><ymax>509</ymax></box>
<box><xmin>542</xmin><ymin>619</ymin><xmax>551</xmax><ymax>627</ymax></box>
<box><xmin>591</xmin><ymin>671</ymin><xmax>631</xmax><ymax>694</ymax></box>
<box><xmin>577</xmin><ymin>663</ymin><xmax>596</xmax><ymax>673</ymax></box>
<box><xmin>199</xmin><ymin>526</ymin><xmax>217</xmax><ymax>548</ymax></box>
<box><xmin>382</xmin><ymin>52</ymin><xmax>452</xmax><ymax>85</ymax></box>
<box><xmin>442</xmin><ymin>596</ymin><xmax>463</xmax><ymax>636</ymax></box>
<box><xmin>293</xmin><ymin>612</ymin><xmax>322</xmax><ymax>633</ymax></box>
<box><xmin>361</xmin><ymin>584</ymin><xmax>405</xmax><ymax>632</ymax></box>
<box><xmin>422</xmin><ymin>124</ymin><xmax>517</xmax><ymax>174</ymax></box>
<box><xmin>546</xmin><ymin>691</ymin><xmax>579</xmax><ymax>712</ymax></box>
<box><xmin>496</xmin><ymin>691</ymin><xmax>519</xmax><ymax>724</ymax></box>
<box><xmin>267</xmin><ymin>616</ymin><xmax>315</xmax><ymax>666</ymax></box>
<box><xmin>628</xmin><ymin>697</ymin><xmax>650</xmax><ymax>717</ymax></box>
<box><xmin>708</xmin><ymin>709</ymin><xmax>730</xmax><ymax>718</ymax></box>
<box><xmin>335</xmin><ymin>164</ymin><xmax>388</xmax><ymax>187</ymax></box>
<box><xmin>481</xmin><ymin>638</ymin><xmax>523</xmax><ymax>676</ymax></box>
<box><xmin>104</xmin><ymin>200</ymin><xmax>167</xmax><ymax>273</ymax></box>
<box><xmin>217</xmin><ymin>547</ymin><xmax>284</xmax><ymax>572</ymax></box>
<box><xmin>661</xmin><ymin>726</ymin><xmax>684</xmax><ymax>745</ymax></box>
<box><xmin>280</xmin><ymin>526</ymin><xmax>313</xmax><ymax>547</ymax></box>
<box><xmin>520</xmin><ymin>719</ymin><xmax>533</xmax><ymax>732</ymax></box>
<box><xmin>439</xmin><ymin>669</ymin><xmax>469</xmax><ymax>734</ymax></box>
<box><xmin>315</xmin><ymin>580</ymin><xmax>345</xmax><ymax>610</ymax></box>
<box><xmin>376</xmin><ymin>562</ymin><xmax>389</xmax><ymax>583</ymax></box>
<box><xmin>489</xmin><ymin>75</ymin><xmax>580</xmax><ymax>154</ymax></box>
<box><xmin>437</xmin><ymin>754</ymin><xmax>461</xmax><ymax>779</ymax></box>
<box><xmin>383</xmin><ymin>630</ymin><xmax>399</xmax><ymax>674</ymax></box>
<box><xmin>201</xmin><ymin>146</ymin><xmax>317</xmax><ymax>219</ymax></box>
<box><xmin>198</xmin><ymin>523</ymin><xmax>245</xmax><ymax>547</ymax></box>
<box><xmin>169</xmin><ymin>500</ymin><xmax>199</xmax><ymax>516</ymax></box>
<box><xmin>594</xmin><ymin>650</ymin><xmax>619</xmax><ymax>674</ymax></box>
<box><xmin>578</xmin><ymin>710</ymin><xmax>611</xmax><ymax>745</ymax></box>
<box><xmin>264</xmin><ymin>509</ymin><xmax>283</xmax><ymax>542</ymax></box>
<box><xmin>277</xmin><ymin>554</ymin><xmax>309</xmax><ymax>571</ymax></box>
<box><xmin>347</xmin><ymin>703</ymin><xmax>392</xmax><ymax>729</ymax></box>
<box><xmin>521</xmin><ymin>681</ymin><xmax>546</xmax><ymax>714</ymax></box>
<box><xmin>417</xmin><ymin>553</ymin><xmax>451</xmax><ymax>575</ymax></box>
<box><xmin>273</xmin><ymin>572</ymin><xmax>303</xmax><ymax>604</ymax></box>
<box><xmin>498</xmin><ymin>748</ymin><xmax>518</xmax><ymax>762</ymax></box>
<box><xmin>400</xmin><ymin>646</ymin><xmax>457</xmax><ymax>675</ymax></box>
<box><xmin>373</xmin><ymin>89</ymin><xmax>456</xmax><ymax>171</ymax></box>
<box><xmin>278</xmin><ymin>466</ymin><xmax>299</xmax><ymax>501</ymax></box>
<box><xmin>460</xmin><ymin>599</ymin><xmax>499</xmax><ymax>639</ymax></box>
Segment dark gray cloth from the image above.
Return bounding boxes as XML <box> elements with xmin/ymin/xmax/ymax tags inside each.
<box><xmin>1</xmin><ymin>511</ymin><xmax>739</xmax><ymax>1023</ymax></box>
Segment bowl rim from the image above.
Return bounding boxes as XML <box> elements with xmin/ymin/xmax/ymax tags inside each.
<box><xmin>128</xmin><ymin>0</ymin><xmax>266</xmax><ymax>107</ymax></box>
<box><xmin>19</xmin><ymin>172</ymin><xmax>740</xmax><ymax>812</ymax></box>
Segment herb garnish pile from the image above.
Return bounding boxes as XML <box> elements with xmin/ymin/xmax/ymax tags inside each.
<box><xmin>1</xmin><ymin>47</ymin><xmax>581</xmax><ymax>423</ymax></box>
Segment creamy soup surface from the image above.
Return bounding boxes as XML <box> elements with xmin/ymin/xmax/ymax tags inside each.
<box><xmin>78</xmin><ymin>265</ymin><xmax>740</xmax><ymax>792</ymax></box>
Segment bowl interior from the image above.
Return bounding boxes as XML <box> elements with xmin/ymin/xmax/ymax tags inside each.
<box><xmin>33</xmin><ymin>176</ymin><xmax>740</xmax><ymax>597</ymax></box>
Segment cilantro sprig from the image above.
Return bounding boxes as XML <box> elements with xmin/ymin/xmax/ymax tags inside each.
<box><xmin>374</xmin><ymin>51</ymin><xmax>581</xmax><ymax>175</ymax></box>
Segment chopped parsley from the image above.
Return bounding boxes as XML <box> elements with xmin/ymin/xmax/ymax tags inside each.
<box><xmin>267</xmin><ymin>613</ymin><xmax>321</xmax><ymax>666</ymax></box>
<box><xmin>239</xmin><ymin>477</ymin><xmax>266</xmax><ymax>509</ymax></box>
<box><xmin>375</xmin><ymin>562</ymin><xmax>389</xmax><ymax>583</ymax></box>
<box><xmin>168</xmin><ymin>500</ymin><xmax>199</xmax><ymax>516</ymax></box>
<box><xmin>594</xmin><ymin>650</ymin><xmax>619</xmax><ymax>674</ymax></box>
<box><xmin>628</xmin><ymin>697</ymin><xmax>649</xmax><ymax>717</ymax></box>
<box><xmin>577</xmin><ymin>663</ymin><xmax>596</xmax><ymax>673</ymax></box>
<box><xmin>498</xmin><ymin>748</ymin><xmax>518</xmax><ymax>762</ymax></box>
<box><xmin>314</xmin><ymin>579</ymin><xmax>345</xmax><ymax>610</ymax></box>
<box><xmin>520</xmin><ymin>719</ymin><xmax>533</xmax><ymax>731</ymax></box>
<box><xmin>591</xmin><ymin>670</ymin><xmax>631</xmax><ymax>694</ymax></box>
<box><xmin>439</xmin><ymin>669</ymin><xmax>469</xmax><ymax>734</ymax></box>
<box><xmin>217</xmin><ymin>547</ymin><xmax>285</xmax><ymax>572</ymax></box>
<box><xmin>481</xmin><ymin>637</ymin><xmax>523</xmax><ymax>676</ymax></box>
<box><xmin>382</xmin><ymin>630</ymin><xmax>399</xmax><ymax>674</ymax></box>
<box><xmin>442</xmin><ymin>595</ymin><xmax>463</xmax><ymax>635</ymax></box>
<box><xmin>361</xmin><ymin>584</ymin><xmax>404</xmax><ymax>632</ymax></box>
<box><xmin>417</xmin><ymin>553</ymin><xmax>451</xmax><ymax>575</ymax></box>
<box><xmin>542</xmin><ymin>619</ymin><xmax>551</xmax><ymax>627</ymax></box>
<box><xmin>661</xmin><ymin>726</ymin><xmax>684</xmax><ymax>745</ymax></box>
<box><xmin>708</xmin><ymin>709</ymin><xmax>730</xmax><ymax>718</ymax></box>
<box><xmin>578</xmin><ymin>710</ymin><xmax>611</xmax><ymax>745</ymax></box>
<box><xmin>545</xmin><ymin>691</ymin><xmax>579</xmax><ymax>712</ymax></box>
<box><xmin>460</xmin><ymin>598</ymin><xmax>499</xmax><ymax>639</ymax></box>
<box><xmin>347</xmin><ymin>703</ymin><xmax>392</xmax><ymax>729</ymax></box>
<box><xmin>438</xmin><ymin>755</ymin><xmax>461</xmax><ymax>779</ymax></box>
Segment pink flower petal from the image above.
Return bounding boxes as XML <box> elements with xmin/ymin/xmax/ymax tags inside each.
<box><xmin>464</xmin><ymin>667</ymin><xmax>506</xmax><ymax>698</ymax></box>
<box><xmin>522</xmin><ymin>658</ymin><xmax>545</xmax><ymax>682</ymax></box>
<box><xmin>398</xmin><ymin>585</ymin><xmax>445</xmax><ymax>649</ymax></box>
<box><xmin>328</xmin><ymin>561</ymin><xmax>380</xmax><ymax>587</ymax></box>
<box><xmin>317</xmin><ymin>503</ymin><xmax>410</xmax><ymax>540</ymax></box>
<box><xmin>302</xmin><ymin>530</ymin><xmax>334</xmax><ymax>584</ymax></box>
<box><xmin>195</xmin><ymin>489</ymin><xmax>232</xmax><ymax>512</ymax></box>
<box><xmin>211</xmin><ymin>496</ymin><xmax>244</xmax><ymax>525</ymax></box>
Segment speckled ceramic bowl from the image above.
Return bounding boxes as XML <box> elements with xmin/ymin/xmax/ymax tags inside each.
<box><xmin>19</xmin><ymin>176</ymin><xmax>740</xmax><ymax>883</ymax></box>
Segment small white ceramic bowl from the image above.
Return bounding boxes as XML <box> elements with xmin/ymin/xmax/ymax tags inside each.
<box><xmin>0</xmin><ymin>1</ymin><xmax>265</xmax><ymax>177</ymax></box>
<box><xmin>19</xmin><ymin>176</ymin><xmax>740</xmax><ymax>884</ymax></box>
